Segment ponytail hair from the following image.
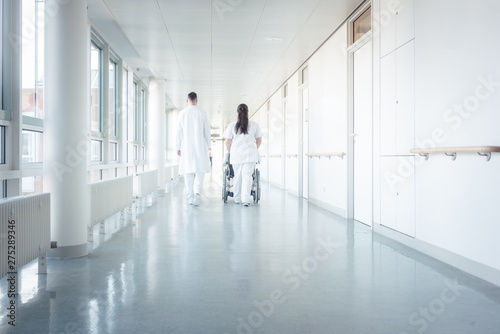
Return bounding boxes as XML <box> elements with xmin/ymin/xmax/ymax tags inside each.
<box><xmin>235</xmin><ymin>104</ymin><xmax>249</xmax><ymax>135</ymax></box>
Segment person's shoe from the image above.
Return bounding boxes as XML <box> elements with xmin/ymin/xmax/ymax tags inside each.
<box><xmin>187</xmin><ymin>196</ymin><xmax>194</xmax><ymax>205</ymax></box>
<box><xmin>243</xmin><ymin>202</ymin><xmax>250</xmax><ymax>207</ymax></box>
<box><xmin>193</xmin><ymin>194</ymin><xmax>201</xmax><ymax>206</ymax></box>
<box><xmin>234</xmin><ymin>200</ymin><xmax>241</xmax><ymax>204</ymax></box>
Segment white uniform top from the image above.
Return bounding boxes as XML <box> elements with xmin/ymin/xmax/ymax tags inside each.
<box><xmin>224</xmin><ymin>120</ymin><xmax>263</xmax><ymax>165</ymax></box>
<box><xmin>176</xmin><ymin>105</ymin><xmax>211</xmax><ymax>174</ymax></box>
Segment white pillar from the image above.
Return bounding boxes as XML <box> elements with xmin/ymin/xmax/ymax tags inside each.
<box><xmin>148</xmin><ymin>79</ymin><xmax>167</xmax><ymax>192</ymax></box>
<box><xmin>44</xmin><ymin>0</ymin><xmax>89</xmax><ymax>258</ymax></box>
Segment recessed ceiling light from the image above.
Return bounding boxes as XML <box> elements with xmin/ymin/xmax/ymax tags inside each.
<box><xmin>264</xmin><ymin>37</ymin><xmax>283</xmax><ymax>43</ymax></box>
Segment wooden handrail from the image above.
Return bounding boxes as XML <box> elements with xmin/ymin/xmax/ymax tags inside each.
<box><xmin>306</xmin><ymin>152</ymin><xmax>346</xmax><ymax>159</ymax></box>
<box><xmin>286</xmin><ymin>154</ymin><xmax>299</xmax><ymax>158</ymax></box>
<box><xmin>410</xmin><ymin>146</ymin><xmax>500</xmax><ymax>161</ymax></box>
<box><xmin>269</xmin><ymin>154</ymin><xmax>282</xmax><ymax>158</ymax></box>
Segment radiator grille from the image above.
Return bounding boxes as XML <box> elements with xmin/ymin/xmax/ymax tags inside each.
<box><xmin>0</xmin><ymin>194</ymin><xmax>51</xmax><ymax>279</ymax></box>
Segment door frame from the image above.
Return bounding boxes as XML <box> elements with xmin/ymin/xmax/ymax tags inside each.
<box><xmin>347</xmin><ymin>31</ymin><xmax>373</xmax><ymax>221</ymax></box>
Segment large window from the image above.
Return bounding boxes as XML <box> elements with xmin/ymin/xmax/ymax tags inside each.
<box><xmin>22</xmin><ymin>176</ymin><xmax>43</xmax><ymax>195</ymax></box>
<box><xmin>141</xmin><ymin>88</ymin><xmax>146</xmax><ymax>144</ymax></box>
<box><xmin>22</xmin><ymin>130</ymin><xmax>43</xmax><ymax>163</ymax></box>
<box><xmin>123</xmin><ymin>68</ymin><xmax>129</xmax><ymax>163</ymax></box>
<box><xmin>91</xmin><ymin>140</ymin><xmax>102</xmax><ymax>162</ymax></box>
<box><xmin>109</xmin><ymin>59</ymin><xmax>118</xmax><ymax>137</ymax></box>
<box><xmin>90</xmin><ymin>42</ymin><xmax>102</xmax><ymax>133</ymax></box>
<box><xmin>22</xmin><ymin>0</ymin><xmax>44</xmax><ymax>119</ymax></box>
<box><xmin>133</xmin><ymin>81</ymin><xmax>139</xmax><ymax>142</ymax></box>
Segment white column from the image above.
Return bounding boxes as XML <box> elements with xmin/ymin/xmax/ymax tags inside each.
<box><xmin>44</xmin><ymin>0</ymin><xmax>89</xmax><ymax>258</ymax></box>
<box><xmin>148</xmin><ymin>79</ymin><xmax>167</xmax><ymax>192</ymax></box>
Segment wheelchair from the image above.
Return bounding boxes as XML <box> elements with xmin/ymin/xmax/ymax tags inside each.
<box><xmin>222</xmin><ymin>160</ymin><xmax>260</xmax><ymax>204</ymax></box>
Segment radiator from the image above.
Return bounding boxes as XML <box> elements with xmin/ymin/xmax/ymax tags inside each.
<box><xmin>90</xmin><ymin>176</ymin><xmax>133</xmax><ymax>240</ymax></box>
<box><xmin>134</xmin><ymin>170</ymin><xmax>158</xmax><ymax>198</ymax></box>
<box><xmin>0</xmin><ymin>193</ymin><xmax>51</xmax><ymax>279</ymax></box>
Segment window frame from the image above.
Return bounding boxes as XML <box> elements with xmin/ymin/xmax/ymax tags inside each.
<box><xmin>90</xmin><ymin>37</ymin><xmax>104</xmax><ymax>137</ymax></box>
<box><xmin>108</xmin><ymin>53</ymin><xmax>119</xmax><ymax>140</ymax></box>
<box><xmin>348</xmin><ymin>2</ymin><xmax>372</xmax><ymax>47</ymax></box>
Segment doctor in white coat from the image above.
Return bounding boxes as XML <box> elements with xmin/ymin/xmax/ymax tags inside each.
<box><xmin>176</xmin><ymin>92</ymin><xmax>211</xmax><ymax>206</ymax></box>
<box><xmin>224</xmin><ymin>103</ymin><xmax>263</xmax><ymax>206</ymax></box>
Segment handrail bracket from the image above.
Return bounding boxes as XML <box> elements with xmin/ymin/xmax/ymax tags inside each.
<box><xmin>419</xmin><ymin>153</ymin><xmax>429</xmax><ymax>160</ymax></box>
<box><xmin>478</xmin><ymin>152</ymin><xmax>492</xmax><ymax>161</ymax></box>
<box><xmin>445</xmin><ymin>152</ymin><xmax>457</xmax><ymax>161</ymax></box>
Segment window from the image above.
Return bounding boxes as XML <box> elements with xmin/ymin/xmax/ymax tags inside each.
<box><xmin>352</xmin><ymin>7</ymin><xmax>371</xmax><ymax>44</ymax></box>
<box><xmin>90</xmin><ymin>170</ymin><xmax>102</xmax><ymax>183</ymax></box>
<box><xmin>22</xmin><ymin>176</ymin><xmax>43</xmax><ymax>195</ymax></box>
<box><xmin>109</xmin><ymin>142</ymin><xmax>117</xmax><ymax>161</ymax></box>
<box><xmin>133</xmin><ymin>81</ymin><xmax>138</xmax><ymax>141</ymax></box>
<box><xmin>22</xmin><ymin>0</ymin><xmax>44</xmax><ymax>119</ymax></box>
<box><xmin>141</xmin><ymin>88</ymin><xmax>146</xmax><ymax>143</ymax></box>
<box><xmin>0</xmin><ymin>126</ymin><xmax>5</xmax><ymax>164</ymax></box>
<box><xmin>22</xmin><ymin>130</ymin><xmax>43</xmax><ymax>163</ymax></box>
<box><xmin>109</xmin><ymin>59</ymin><xmax>118</xmax><ymax>137</ymax></box>
<box><xmin>91</xmin><ymin>140</ymin><xmax>102</xmax><ymax>161</ymax></box>
<box><xmin>123</xmin><ymin>67</ymin><xmax>128</xmax><ymax>139</ymax></box>
<box><xmin>90</xmin><ymin>42</ymin><xmax>102</xmax><ymax>133</ymax></box>
<box><xmin>283</xmin><ymin>84</ymin><xmax>288</xmax><ymax>98</ymax></box>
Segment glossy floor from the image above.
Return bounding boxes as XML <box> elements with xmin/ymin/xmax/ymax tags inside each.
<box><xmin>1</xmin><ymin>174</ymin><xmax>500</xmax><ymax>334</ymax></box>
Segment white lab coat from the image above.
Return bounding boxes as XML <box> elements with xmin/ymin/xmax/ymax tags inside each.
<box><xmin>224</xmin><ymin>121</ymin><xmax>263</xmax><ymax>164</ymax></box>
<box><xmin>176</xmin><ymin>105</ymin><xmax>211</xmax><ymax>174</ymax></box>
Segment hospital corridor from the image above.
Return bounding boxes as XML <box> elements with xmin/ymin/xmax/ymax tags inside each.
<box><xmin>1</xmin><ymin>0</ymin><xmax>500</xmax><ymax>333</ymax></box>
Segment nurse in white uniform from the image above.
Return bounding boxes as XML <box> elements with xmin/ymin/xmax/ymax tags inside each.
<box><xmin>224</xmin><ymin>103</ymin><xmax>263</xmax><ymax>206</ymax></box>
<box><xmin>177</xmin><ymin>92</ymin><xmax>211</xmax><ymax>206</ymax></box>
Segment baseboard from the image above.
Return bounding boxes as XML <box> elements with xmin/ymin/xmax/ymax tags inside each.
<box><xmin>308</xmin><ymin>197</ymin><xmax>347</xmax><ymax>218</ymax></box>
<box><xmin>48</xmin><ymin>243</ymin><xmax>88</xmax><ymax>259</ymax></box>
<box><xmin>373</xmin><ymin>223</ymin><xmax>500</xmax><ymax>288</ymax></box>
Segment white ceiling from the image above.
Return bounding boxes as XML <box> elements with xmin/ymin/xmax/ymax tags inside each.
<box><xmin>88</xmin><ymin>0</ymin><xmax>364</xmax><ymax>133</ymax></box>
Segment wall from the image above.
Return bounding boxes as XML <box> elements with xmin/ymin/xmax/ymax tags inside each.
<box><xmin>374</xmin><ymin>0</ymin><xmax>500</xmax><ymax>285</ymax></box>
<box><xmin>256</xmin><ymin>0</ymin><xmax>500</xmax><ymax>286</ymax></box>
<box><xmin>268</xmin><ymin>91</ymin><xmax>284</xmax><ymax>188</ymax></box>
<box><xmin>284</xmin><ymin>73</ymin><xmax>300</xmax><ymax>196</ymax></box>
<box><xmin>413</xmin><ymin>0</ymin><xmax>500</xmax><ymax>274</ymax></box>
<box><xmin>307</xmin><ymin>23</ymin><xmax>349</xmax><ymax>216</ymax></box>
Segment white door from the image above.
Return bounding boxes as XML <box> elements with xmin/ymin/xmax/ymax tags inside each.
<box><xmin>353</xmin><ymin>41</ymin><xmax>372</xmax><ymax>226</ymax></box>
<box><xmin>302</xmin><ymin>88</ymin><xmax>309</xmax><ymax>199</ymax></box>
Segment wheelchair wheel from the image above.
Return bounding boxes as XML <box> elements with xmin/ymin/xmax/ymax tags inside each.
<box><xmin>223</xmin><ymin>168</ymin><xmax>229</xmax><ymax>203</ymax></box>
<box><xmin>256</xmin><ymin>169</ymin><xmax>261</xmax><ymax>202</ymax></box>
<box><xmin>252</xmin><ymin>169</ymin><xmax>260</xmax><ymax>203</ymax></box>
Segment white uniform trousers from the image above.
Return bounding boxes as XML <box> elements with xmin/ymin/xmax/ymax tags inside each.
<box><xmin>184</xmin><ymin>173</ymin><xmax>205</xmax><ymax>202</ymax></box>
<box><xmin>232</xmin><ymin>162</ymin><xmax>256</xmax><ymax>204</ymax></box>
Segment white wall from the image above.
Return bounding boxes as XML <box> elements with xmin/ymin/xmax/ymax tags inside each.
<box><xmin>374</xmin><ymin>0</ymin><xmax>500</xmax><ymax>285</ymax></box>
<box><xmin>256</xmin><ymin>105</ymin><xmax>269</xmax><ymax>182</ymax></box>
<box><xmin>257</xmin><ymin>0</ymin><xmax>500</xmax><ymax>286</ymax></box>
<box><xmin>268</xmin><ymin>91</ymin><xmax>284</xmax><ymax>188</ymax></box>
<box><xmin>285</xmin><ymin>73</ymin><xmax>300</xmax><ymax>195</ymax></box>
<box><xmin>413</xmin><ymin>0</ymin><xmax>500</xmax><ymax>272</ymax></box>
<box><xmin>307</xmin><ymin>23</ymin><xmax>349</xmax><ymax>216</ymax></box>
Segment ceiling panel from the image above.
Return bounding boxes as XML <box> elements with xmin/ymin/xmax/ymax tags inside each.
<box><xmin>91</xmin><ymin>0</ymin><xmax>365</xmax><ymax>127</ymax></box>
<box><xmin>104</xmin><ymin>0</ymin><xmax>159</xmax><ymax>11</ymax></box>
